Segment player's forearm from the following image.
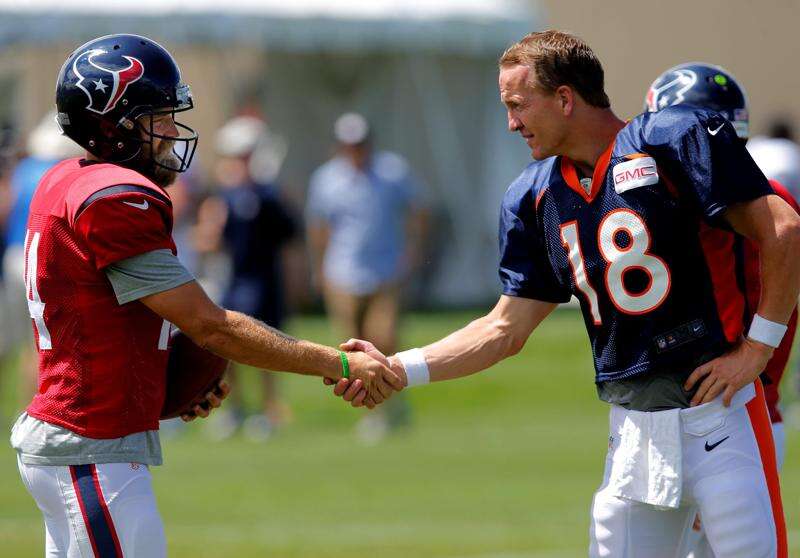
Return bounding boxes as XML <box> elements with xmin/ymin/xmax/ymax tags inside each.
<box><xmin>385</xmin><ymin>297</ymin><xmax>556</xmax><ymax>385</ymax></box>
<box><xmin>727</xmin><ymin>195</ymin><xmax>800</xmax><ymax>325</ymax></box>
<box><xmin>201</xmin><ymin>310</ymin><xmax>343</xmax><ymax>379</ymax></box>
<box><xmin>396</xmin><ymin>314</ymin><xmax>527</xmax><ymax>383</ymax></box>
<box><xmin>756</xmin><ymin>222</ymin><xmax>800</xmax><ymax>324</ymax></box>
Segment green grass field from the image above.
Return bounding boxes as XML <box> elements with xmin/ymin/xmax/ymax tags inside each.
<box><xmin>1</xmin><ymin>309</ymin><xmax>799</xmax><ymax>557</ymax></box>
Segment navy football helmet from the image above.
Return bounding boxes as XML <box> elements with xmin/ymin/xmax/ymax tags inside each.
<box><xmin>55</xmin><ymin>34</ymin><xmax>197</xmax><ymax>173</ymax></box>
<box><xmin>644</xmin><ymin>62</ymin><xmax>749</xmax><ymax>140</ymax></box>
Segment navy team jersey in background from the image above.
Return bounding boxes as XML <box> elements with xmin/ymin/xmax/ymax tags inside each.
<box><xmin>499</xmin><ymin>105</ymin><xmax>774</xmax><ymax>385</ymax></box>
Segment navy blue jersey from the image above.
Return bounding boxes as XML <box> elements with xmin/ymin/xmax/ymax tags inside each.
<box><xmin>221</xmin><ymin>182</ymin><xmax>297</xmax><ymax>326</ymax></box>
<box><xmin>499</xmin><ymin>106</ymin><xmax>774</xmax><ymax>383</ymax></box>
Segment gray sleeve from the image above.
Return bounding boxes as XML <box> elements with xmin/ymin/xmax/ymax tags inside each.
<box><xmin>105</xmin><ymin>249</ymin><xmax>195</xmax><ymax>305</ymax></box>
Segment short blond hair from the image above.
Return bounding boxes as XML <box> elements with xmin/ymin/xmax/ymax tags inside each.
<box><xmin>499</xmin><ymin>30</ymin><xmax>610</xmax><ymax>108</ymax></box>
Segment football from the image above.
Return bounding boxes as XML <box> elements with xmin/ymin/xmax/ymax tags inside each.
<box><xmin>160</xmin><ymin>329</ymin><xmax>230</xmax><ymax>419</ymax></box>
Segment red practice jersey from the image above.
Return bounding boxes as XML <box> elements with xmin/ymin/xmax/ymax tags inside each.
<box><xmin>24</xmin><ymin>158</ymin><xmax>177</xmax><ymax>438</ymax></box>
<box><xmin>743</xmin><ymin>180</ymin><xmax>799</xmax><ymax>423</ymax></box>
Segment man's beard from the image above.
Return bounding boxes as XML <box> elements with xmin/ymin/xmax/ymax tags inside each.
<box><xmin>150</xmin><ymin>151</ymin><xmax>180</xmax><ymax>188</ymax></box>
<box><xmin>131</xmin><ymin>142</ymin><xmax>180</xmax><ymax>188</ymax></box>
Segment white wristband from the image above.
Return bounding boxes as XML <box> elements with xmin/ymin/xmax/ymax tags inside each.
<box><xmin>747</xmin><ymin>314</ymin><xmax>787</xmax><ymax>348</ymax></box>
<box><xmin>396</xmin><ymin>348</ymin><xmax>430</xmax><ymax>387</ymax></box>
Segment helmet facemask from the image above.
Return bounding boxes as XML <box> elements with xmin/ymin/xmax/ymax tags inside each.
<box><xmin>121</xmin><ymin>85</ymin><xmax>198</xmax><ymax>187</ymax></box>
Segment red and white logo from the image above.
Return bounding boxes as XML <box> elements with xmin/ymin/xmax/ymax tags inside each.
<box><xmin>613</xmin><ymin>156</ymin><xmax>659</xmax><ymax>194</ymax></box>
<box><xmin>73</xmin><ymin>49</ymin><xmax>144</xmax><ymax>115</ymax></box>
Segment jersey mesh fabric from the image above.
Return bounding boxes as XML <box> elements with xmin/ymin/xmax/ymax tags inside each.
<box><xmin>25</xmin><ymin>159</ymin><xmax>175</xmax><ymax>439</ymax></box>
<box><xmin>499</xmin><ymin>106</ymin><xmax>773</xmax><ymax>385</ymax></box>
<box><xmin>30</xmin><ymin>214</ymin><xmax>90</xmax><ymax>423</ymax></box>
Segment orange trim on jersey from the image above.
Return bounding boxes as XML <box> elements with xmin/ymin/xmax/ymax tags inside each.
<box><xmin>697</xmin><ymin>223</ymin><xmax>745</xmax><ymax>343</ymax></box>
<box><xmin>559</xmin><ymin>138</ymin><xmax>616</xmax><ymax>203</ymax></box>
<box><xmin>624</xmin><ymin>153</ymin><xmax>650</xmax><ymax>160</ymax></box>
<box><xmin>769</xmin><ymin>179</ymin><xmax>800</xmax><ymax>213</ymax></box>
<box><xmin>535</xmin><ymin>186</ymin><xmax>548</xmax><ymax>210</ymax></box>
<box><xmin>746</xmin><ymin>379</ymin><xmax>787</xmax><ymax>558</ymax></box>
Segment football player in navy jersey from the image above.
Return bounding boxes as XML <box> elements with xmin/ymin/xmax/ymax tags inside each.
<box><xmin>329</xmin><ymin>31</ymin><xmax>799</xmax><ymax>557</ymax></box>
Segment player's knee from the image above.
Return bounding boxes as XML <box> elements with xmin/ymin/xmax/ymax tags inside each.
<box><xmin>589</xmin><ymin>490</ymin><xmax>626</xmax><ymax>557</ymax></box>
<box><xmin>710</xmin><ymin>531</ymin><xmax>774</xmax><ymax>558</ymax></box>
<box><xmin>695</xmin><ymin>469</ymin><xmax>776</xmax><ymax>558</ymax></box>
<box><xmin>124</xmin><ymin>507</ymin><xmax>166</xmax><ymax>557</ymax></box>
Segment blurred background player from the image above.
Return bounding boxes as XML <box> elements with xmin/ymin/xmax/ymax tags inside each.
<box><xmin>644</xmin><ymin>61</ymin><xmax>800</xmax><ymax>558</ymax></box>
<box><xmin>1</xmin><ymin>113</ymin><xmax>81</xmax><ymax>406</ymax></box>
<box><xmin>306</xmin><ymin>112</ymin><xmax>427</xmax><ymax>442</ymax></box>
<box><xmin>197</xmin><ymin>114</ymin><xmax>297</xmax><ymax>440</ymax></box>
<box><xmin>0</xmin><ymin>123</ymin><xmax>15</xmax><ymax>386</ymax></box>
<box><xmin>748</xmin><ymin>118</ymin><xmax>800</xmax><ymax>203</ymax></box>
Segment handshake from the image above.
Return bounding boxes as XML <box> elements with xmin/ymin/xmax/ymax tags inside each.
<box><xmin>324</xmin><ymin>339</ymin><xmax>408</xmax><ymax>408</ymax></box>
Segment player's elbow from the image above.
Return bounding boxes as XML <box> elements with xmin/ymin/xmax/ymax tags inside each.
<box><xmin>776</xmin><ymin>212</ymin><xmax>800</xmax><ymax>251</ymax></box>
<box><xmin>504</xmin><ymin>334</ymin><xmax>528</xmax><ymax>358</ymax></box>
<box><xmin>488</xmin><ymin>318</ymin><xmax>528</xmax><ymax>358</ymax></box>
<box><xmin>183</xmin><ymin>305</ymin><xmax>229</xmax><ymax>352</ymax></box>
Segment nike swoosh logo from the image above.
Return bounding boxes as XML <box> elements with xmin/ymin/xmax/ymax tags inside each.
<box><xmin>704</xmin><ymin>436</ymin><xmax>730</xmax><ymax>452</ymax></box>
<box><xmin>122</xmin><ymin>199</ymin><xmax>149</xmax><ymax>210</ymax></box>
<box><xmin>707</xmin><ymin>123</ymin><xmax>725</xmax><ymax>136</ymax></box>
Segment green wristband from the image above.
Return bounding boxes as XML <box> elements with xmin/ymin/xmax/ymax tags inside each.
<box><xmin>339</xmin><ymin>351</ymin><xmax>350</xmax><ymax>379</ymax></box>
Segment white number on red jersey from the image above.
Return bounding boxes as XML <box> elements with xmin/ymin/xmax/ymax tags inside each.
<box><xmin>24</xmin><ymin>230</ymin><xmax>52</xmax><ymax>350</ymax></box>
<box><xmin>561</xmin><ymin>209</ymin><xmax>671</xmax><ymax>324</ymax></box>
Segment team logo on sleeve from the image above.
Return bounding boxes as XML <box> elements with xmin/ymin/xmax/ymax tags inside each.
<box><xmin>613</xmin><ymin>156</ymin><xmax>659</xmax><ymax>193</ymax></box>
<box><xmin>73</xmin><ymin>49</ymin><xmax>144</xmax><ymax>115</ymax></box>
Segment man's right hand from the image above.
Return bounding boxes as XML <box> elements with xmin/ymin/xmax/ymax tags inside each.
<box><xmin>343</xmin><ymin>349</ymin><xmax>404</xmax><ymax>406</ymax></box>
<box><xmin>324</xmin><ymin>339</ymin><xmax>407</xmax><ymax>408</ymax></box>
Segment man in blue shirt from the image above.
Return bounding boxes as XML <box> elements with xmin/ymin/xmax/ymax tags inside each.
<box><xmin>307</xmin><ymin>113</ymin><xmax>427</xmax><ymax>440</ymax></box>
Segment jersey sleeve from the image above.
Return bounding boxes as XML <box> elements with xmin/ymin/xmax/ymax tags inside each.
<box><xmin>769</xmin><ymin>180</ymin><xmax>800</xmax><ymax>214</ymax></box>
<box><xmin>105</xmin><ymin>249</ymin><xmax>194</xmax><ymax>305</ymax></box>
<box><xmin>73</xmin><ymin>185</ymin><xmax>176</xmax><ymax>270</ymax></box>
<box><xmin>645</xmin><ymin>107</ymin><xmax>774</xmax><ymax>223</ymax></box>
<box><xmin>498</xmin><ymin>176</ymin><xmax>571</xmax><ymax>303</ymax></box>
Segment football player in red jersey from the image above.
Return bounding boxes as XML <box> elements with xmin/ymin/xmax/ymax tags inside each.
<box><xmin>330</xmin><ymin>32</ymin><xmax>800</xmax><ymax>556</ymax></box>
<box><xmin>643</xmin><ymin>62</ymin><xmax>800</xmax><ymax>558</ymax></box>
<box><xmin>10</xmin><ymin>34</ymin><xmax>401</xmax><ymax>558</ymax></box>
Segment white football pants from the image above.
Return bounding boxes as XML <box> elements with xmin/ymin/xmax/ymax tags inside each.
<box><xmin>17</xmin><ymin>458</ymin><xmax>166</xmax><ymax>557</ymax></box>
<box><xmin>685</xmin><ymin>420</ymin><xmax>786</xmax><ymax>558</ymax></box>
<box><xmin>589</xmin><ymin>382</ymin><xmax>785</xmax><ymax>558</ymax></box>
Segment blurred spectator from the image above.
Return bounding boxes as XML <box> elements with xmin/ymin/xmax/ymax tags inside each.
<box><xmin>2</xmin><ymin>112</ymin><xmax>81</xmax><ymax>405</ymax></box>
<box><xmin>197</xmin><ymin>115</ymin><xmax>297</xmax><ymax>441</ymax></box>
<box><xmin>748</xmin><ymin>118</ymin><xmax>800</xmax><ymax>201</ymax></box>
<box><xmin>306</xmin><ymin>112</ymin><xmax>427</xmax><ymax>443</ymax></box>
<box><xmin>0</xmin><ymin>123</ymin><xmax>16</xmax><ymax>365</ymax></box>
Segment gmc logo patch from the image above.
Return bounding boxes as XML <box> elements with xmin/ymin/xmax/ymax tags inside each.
<box><xmin>613</xmin><ymin>157</ymin><xmax>659</xmax><ymax>193</ymax></box>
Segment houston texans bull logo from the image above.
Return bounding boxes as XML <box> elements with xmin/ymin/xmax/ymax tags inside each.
<box><xmin>645</xmin><ymin>68</ymin><xmax>697</xmax><ymax>112</ymax></box>
<box><xmin>73</xmin><ymin>49</ymin><xmax>144</xmax><ymax>115</ymax></box>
